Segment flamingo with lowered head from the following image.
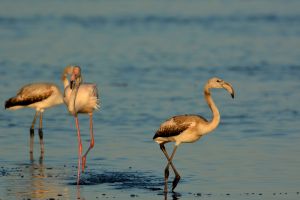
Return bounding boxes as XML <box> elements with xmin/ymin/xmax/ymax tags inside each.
<box><xmin>5</xmin><ymin>82</ymin><xmax>63</xmax><ymax>158</ymax></box>
<box><xmin>153</xmin><ymin>77</ymin><xmax>235</xmax><ymax>193</ymax></box>
<box><xmin>62</xmin><ymin>65</ymin><xmax>100</xmax><ymax>184</ymax></box>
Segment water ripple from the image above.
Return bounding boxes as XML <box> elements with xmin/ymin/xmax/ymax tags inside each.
<box><xmin>1</xmin><ymin>14</ymin><xmax>300</xmax><ymax>28</ymax></box>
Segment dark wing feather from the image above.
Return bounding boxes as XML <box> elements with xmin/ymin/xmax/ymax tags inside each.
<box><xmin>153</xmin><ymin>122</ymin><xmax>190</xmax><ymax>139</ymax></box>
<box><xmin>5</xmin><ymin>83</ymin><xmax>53</xmax><ymax>109</ymax></box>
<box><xmin>153</xmin><ymin>114</ymin><xmax>207</xmax><ymax>139</ymax></box>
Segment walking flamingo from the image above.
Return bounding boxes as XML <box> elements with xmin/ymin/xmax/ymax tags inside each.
<box><xmin>5</xmin><ymin>83</ymin><xmax>63</xmax><ymax>157</ymax></box>
<box><xmin>153</xmin><ymin>77</ymin><xmax>235</xmax><ymax>193</ymax></box>
<box><xmin>61</xmin><ymin>65</ymin><xmax>100</xmax><ymax>184</ymax></box>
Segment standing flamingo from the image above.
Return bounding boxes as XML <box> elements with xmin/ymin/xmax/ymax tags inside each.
<box><xmin>153</xmin><ymin>77</ymin><xmax>235</xmax><ymax>193</ymax></box>
<box><xmin>62</xmin><ymin>65</ymin><xmax>100</xmax><ymax>184</ymax></box>
<box><xmin>5</xmin><ymin>83</ymin><xmax>63</xmax><ymax>158</ymax></box>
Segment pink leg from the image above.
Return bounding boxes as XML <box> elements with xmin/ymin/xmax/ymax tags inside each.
<box><xmin>82</xmin><ymin>113</ymin><xmax>94</xmax><ymax>172</ymax></box>
<box><xmin>75</xmin><ymin>115</ymin><xmax>83</xmax><ymax>184</ymax></box>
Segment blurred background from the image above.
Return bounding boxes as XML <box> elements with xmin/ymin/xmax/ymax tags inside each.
<box><xmin>0</xmin><ymin>0</ymin><xmax>300</xmax><ymax>199</ymax></box>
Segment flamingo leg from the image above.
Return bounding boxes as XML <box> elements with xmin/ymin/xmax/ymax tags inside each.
<box><xmin>160</xmin><ymin>144</ymin><xmax>170</xmax><ymax>192</ymax></box>
<box><xmin>30</xmin><ymin>111</ymin><xmax>39</xmax><ymax>154</ymax></box>
<box><xmin>38</xmin><ymin>112</ymin><xmax>44</xmax><ymax>154</ymax></box>
<box><xmin>168</xmin><ymin>145</ymin><xmax>180</xmax><ymax>192</ymax></box>
<box><xmin>160</xmin><ymin>144</ymin><xmax>181</xmax><ymax>193</ymax></box>
<box><xmin>75</xmin><ymin>115</ymin><xmax>83</xmax><ymax>184</ymax></box>
<box><xmin>82</xmin><ymin>113</ymin><xmax>95</xmax><ymax>172</ymax></box>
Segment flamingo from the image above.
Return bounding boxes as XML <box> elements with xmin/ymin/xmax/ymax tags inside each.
<box><xmin>61</xmin><ymin>65</ymin><xmax>100</xmax><ymax>184</ymax></box>
<box><xmin>5</xmin><ymin>83</ymin><xmax>63</xmax><ymax>157</ymax></box>
<box><xmin>153</xmin><ymin>77</ymin><xmax>235</xmax><ymax>193</ymax></box>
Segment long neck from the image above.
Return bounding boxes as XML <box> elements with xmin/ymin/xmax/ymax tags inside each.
<box><xmin>61</xmin><ymin>73</ymin><xmax>78</xmax><ymax>116</ymax></box>
<box><xmin>203</xmin><ymin>85</ymin><xmax>220</xmax><ymax>133</ymax></box>
<box><xmin>68</xmin><ymin>86</ymin><xmax>79</xmax><ymax>116</ymax></box>
<box><xmin>62</xmin><ymin>75</ymin><xmax>69</xmax><ymax>89</ymax></box>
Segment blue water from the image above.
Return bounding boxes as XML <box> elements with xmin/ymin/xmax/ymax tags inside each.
<box><xmin>1</xmin><ymin>1</ymin><xmax>300</xmax><ymax>199</ymax></box>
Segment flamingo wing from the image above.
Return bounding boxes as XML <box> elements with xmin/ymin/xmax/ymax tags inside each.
<box><xmin>5</xmin><ymin>83</ymin><xmax>54</xmax><ymax>109</ymax></box>
<box><xmin>153</xmin><ymin>115</ymin><xmax>207</xmax><ymax>139</ymax></box>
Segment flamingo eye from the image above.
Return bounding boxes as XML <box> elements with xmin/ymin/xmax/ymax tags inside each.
<box><xmin>216</xmin><ymin>79</ymin><xmax>221</xmax><ymax>82</ymax></box>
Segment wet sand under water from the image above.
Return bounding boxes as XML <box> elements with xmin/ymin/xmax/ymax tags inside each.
<box><xmin>1</xmin><ymin>159</ymin><xmax>300</xmax><ymax>200</ymax></box>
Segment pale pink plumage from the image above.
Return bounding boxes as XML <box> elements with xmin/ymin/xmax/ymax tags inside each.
<box><xmin>62</xmin><ymin>65</ymin><xmax>100</xmax><ymax>184</ymax></box>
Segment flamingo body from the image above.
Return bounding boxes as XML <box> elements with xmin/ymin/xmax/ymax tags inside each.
<box><xmin>5</xmin><ymin>83</ymin><xmax>63</xmax><ymax>111</ymax></box>
<box><xmin>153</xmin><ymin>114</ymin><xmax>208</xmax><ymax>145</ymax></box>
<box><xmin>63</xmin><ymin>83</ymin><xmax>99</xmax><ymax>115</ymax></box>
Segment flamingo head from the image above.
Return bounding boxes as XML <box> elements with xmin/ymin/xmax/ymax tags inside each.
<box><xmin>207</xmin><ymin>77</ymin><xmax>235</xmax><ymax>98</ymax></box>
<box><xmin>70</xmin><ymin>66</ymin><xmax>82</xmax><ymax>89</ymax></box>
<box><xmin>62</xmin><ymin>65</ymin><xmax>83</xmax><ymax>90</ymax></box>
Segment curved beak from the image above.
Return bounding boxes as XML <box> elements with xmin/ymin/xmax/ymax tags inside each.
<box><xmin>222</xmin><ymin>82</ymin><xmax>235</xmax><ymax>99</ymax></box>
<box><xmin>70</xmin><ymin>80</ymin><xmax>75</xmax><ymax>89</ymax></box>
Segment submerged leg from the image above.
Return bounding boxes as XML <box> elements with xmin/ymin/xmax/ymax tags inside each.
<box><xmin>82</xmin><ymin>113</ymin><xmax>95</xmax><ymax>172</ymax></box>
<box><xmin>75</xmin><ymin>115</ymin><xmax>83</xmax><ymax>185</ymax></box>
<box><xmin>160</xmin><ymin>144</ymin><xmax>181</xmax><ymax>192</ymax></box>
<box><xmin>38</xmin><ymin>112</ymin><xmax>44</xmax><ymax>154</ymax></box>
<box><xmin>30</xmin><ymin>111</ymin><xmax>39</xmax><ymax>154</ymax></box>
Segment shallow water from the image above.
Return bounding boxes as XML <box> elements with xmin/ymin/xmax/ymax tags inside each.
<box><xmin>1</xmin><ymin>0</ymin><xmax>300</xmax><ymax>199</ymax></box>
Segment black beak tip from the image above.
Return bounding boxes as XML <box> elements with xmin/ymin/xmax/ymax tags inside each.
<box><xmin>70</xmin><ymin>80</ymin><xmax>74</xmax><ymax>89</ymax></box>
<box><xmin>231</xmin><ymin>93</ymin><xmax>234</xmax><ymax>99</ymax></box>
